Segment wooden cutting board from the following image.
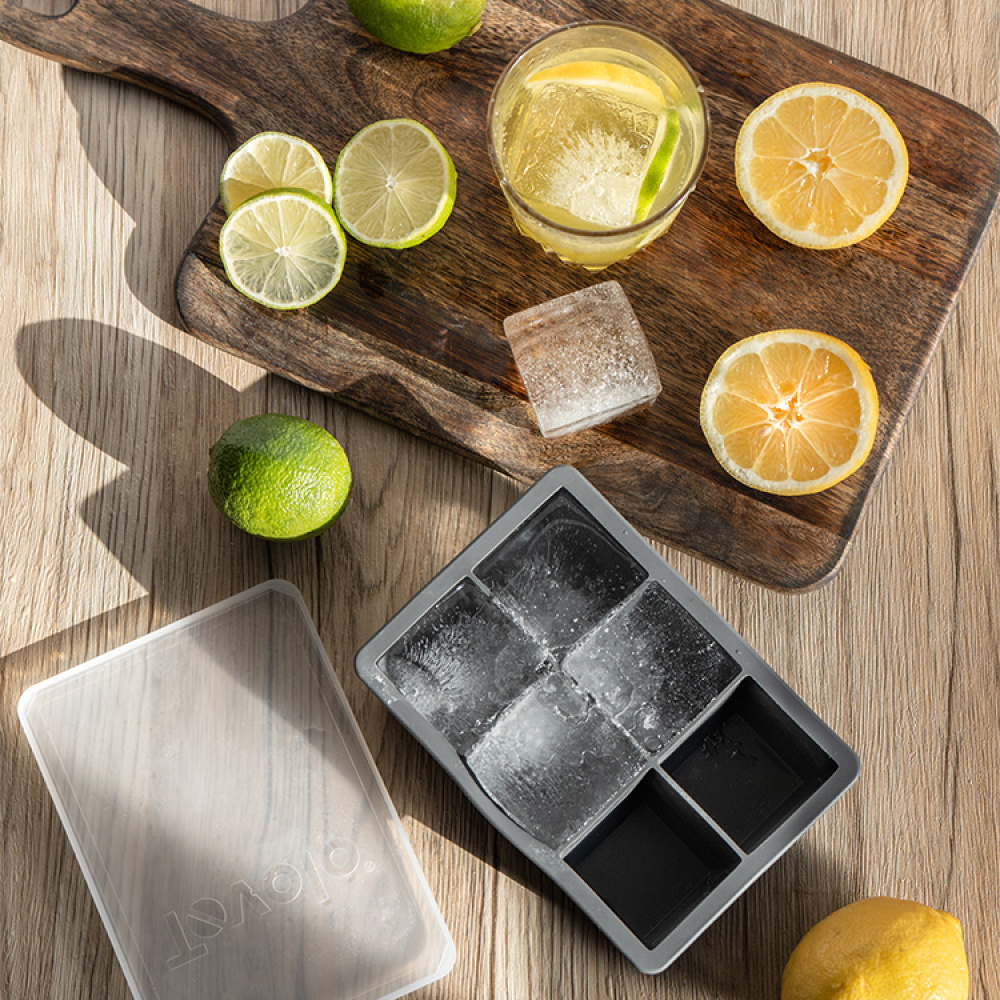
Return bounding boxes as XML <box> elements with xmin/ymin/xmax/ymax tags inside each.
<box><xmin>3</xmin><ymin>0</ymin><xmax>997</xmax><ymax>590</ymax></box>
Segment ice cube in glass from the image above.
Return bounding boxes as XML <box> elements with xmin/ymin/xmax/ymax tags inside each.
<box><xmin>503</xmin><ymin>281</ymin><xmax>662</xmax><ymax>438</ymax></box>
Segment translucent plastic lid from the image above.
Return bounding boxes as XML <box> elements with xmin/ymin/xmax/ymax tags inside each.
<box><xmin>18</xmin><ymin>581</ymin><xmax>455</xmax><ymax>1000</ymax></box>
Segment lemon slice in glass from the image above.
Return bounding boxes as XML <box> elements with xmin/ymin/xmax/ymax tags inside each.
<box><xmin>526</xmin><ymin>59</ymin><xmax>667</xmax><ymax>109</ymax></box>
<box><xmin>220</xmin><ymin>132</ymin><xmax>333</xmax><ymax>214</ymax></box>
<box><xmin>333</xmin><ymin>119</ymin><xmax>457</xmax><ymax>248</ymax></box>
<box><xmin>219</xmin><ymin>189</ymin><xmax>347</xmax><ymax>310</ymax></box>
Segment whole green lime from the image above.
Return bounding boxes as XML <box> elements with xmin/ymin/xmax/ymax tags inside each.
<box><xmin>346</xmin><ymin>0</ymin><xmax>485</xmax><ymax>54</ymax></box>
<box><xmin>208</xmin><ymin>415</ymin><xmax>351</xmax><ymax>541</ymax></box>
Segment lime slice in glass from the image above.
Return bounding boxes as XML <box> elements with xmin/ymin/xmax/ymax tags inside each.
<box><xmin>634</xmin><ymin>107</ymin><xmax>681</xmax><ymax>222</ymax></box>
<box><xmin>221</xmin><ymin>132</ymin><xmax>333</xmax><ymax>214</ymax></box>
<box><xmin>334</xmin><ymin>119</ymin><xmax>457</xmax><ymax>248</ymax></box>
<box><xmin>219</xmin><ymin>189</ymin><xmax>347</xmax><ymax>310</ymax></box>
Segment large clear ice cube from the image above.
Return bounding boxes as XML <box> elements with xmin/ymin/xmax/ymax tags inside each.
<box><xmin>466</xmin><ymin>671</ymin><xmax>645</xmax><ymax>849</ymax></box>
<box><xmin>503</xmin><ymin>281</ymin><xmax>662</xmax><ymax>438</ymax></box>
<box><xmin>379</xmin><ymin>580</ymin><xmax>546</xmax><ymax>755</ymax></box>
<box><xmin>509</xmin><ymin>84</ymin><xmax>666</xmax><ymax>229</ymax></box>
<box><xmin>475</xmin><ymin>489</ymin><xmax>647</xmax><ymax>651</ymax></box>
<box><xmin>563</xmin><ymin>582</ymin><xmax>741</xmax><ymax>753</ymax></box>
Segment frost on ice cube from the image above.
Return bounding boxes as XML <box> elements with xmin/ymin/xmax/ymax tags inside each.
<box><xmin>503</xmin><ymin>281</ymin><xmax>662</xmax><ymax>438</ymax></box>
<box><xmin>475</xmin><ymin>489</ymin><xmax>646</xmax><ymax>651</ymax></box>
<box><xmin>466</xmin><ymin>671</ymin><xmax>645</xmax><ymax>849</ymax></box>
<box><xmin>379</xmin><ymin>580</ymin><xmax>546</xmax><ymax>755</ymax></box>
<box><xmin>563</xmin><ymin>582</ymin><xmax>741</xmax><ymax>753</ymax></box>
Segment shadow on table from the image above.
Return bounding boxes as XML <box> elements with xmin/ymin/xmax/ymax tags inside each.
<box><xmin>14</xmin><ymin>316</ymin><xmax>267</xmax><ymax>623</ymax></box>
<box><xmin>14</xmin><ymin>315</ymin><xmax>486</xmax><ymax>623</ymax></box>
<box><xmin>55</xmin><ymin>64</ymin><xmax>226</xmax><ymax>329</ymax></box>
<box><xmin>670</xmin><ymin>837</ymin><xmax>859</xmax><ymax>998</ymax></box>
<box><xmin>14</xmin><ymin>311</ymin><xmax>496</xmax><ymax>811</ymax></box>
<box><xmin>54</xmin><ymin>0</ymin><xmax>315</xmax><ymax>329</ymax></box>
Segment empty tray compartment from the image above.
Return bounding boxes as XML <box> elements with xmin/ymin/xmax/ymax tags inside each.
<box><xmin>567</xmin><ymin>773</ymin><xmax>739</xmax><ymax>949</ymax></box>
<box><xmin>665</xmin><ymin>678</ymin><xmax>837</xmax><ymax>851</ymax></box>
<box><xmin>475</xmin><ymin>489</ymin><xmax>647</xmax><ymax>650</ymax></box>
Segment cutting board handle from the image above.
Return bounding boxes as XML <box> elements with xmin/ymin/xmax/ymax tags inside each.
<box><xmin>0</xmin><ymin>0</ymin><xmax>337</xmax><ymax>139</ymax></box>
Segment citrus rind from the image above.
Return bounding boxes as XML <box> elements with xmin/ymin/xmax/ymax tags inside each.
<box><xmin>345</xmin><ymin>0</ymin><xmax>484</xmax><ymax>54</ymax></box>
<box><xmin>635</xmin><ymin>107</ymin><xmax>681</xmax><ymax>222</ymax></box>
<box><xmin>208</xmin><ymin>414</ymin><xmax>352</xmax><ymax>541</ymax></box>
<box><xmin>781</xmin><ymin>897</ymin><xmax>969</xmax><ymax>1000</ymax></box>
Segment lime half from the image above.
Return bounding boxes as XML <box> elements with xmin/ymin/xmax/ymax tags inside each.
<box><xmin>208</xmin><ymin>414</ymin><xmax>352</xmax><ymax>541</ymax></box>
<box><xmin>334</xmin><ymin>119</ymin><xmax>457</xmax><ymax>248</ymax></box>
<box><xmin>221</xmin><ymin>132</ymin><xmax>333</xmax><ymax>214</ymax></box>
<box><xmin>635</xmin><ymin>107</ymin><xmax>681</xmax><ymax>222</ymax></box>
<box><xmin>219</xmin><ymin>189</ymin><xmax>347</xmax><ymax>309</ymax></box>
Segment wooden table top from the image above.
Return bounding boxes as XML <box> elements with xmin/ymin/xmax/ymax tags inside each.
<box><xmin>1</xmin><ymin>0</ymin><xmax>996</xmax><ymax>997</ymax></box>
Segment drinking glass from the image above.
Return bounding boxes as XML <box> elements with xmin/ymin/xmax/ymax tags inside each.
<box><xmin>487</xmin><ymin>21</ymin><xmax>709</xmax><ymax>270</ymax></box>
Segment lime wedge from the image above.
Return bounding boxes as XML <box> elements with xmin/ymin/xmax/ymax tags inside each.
<box><xmin>333</xmin><ymin>119</ymin><xmax>457</xmax><ymax>248</ymax></box>
<box><xmin>221</xmin><ymin>132</ymin><xmax>333</xmax><ymax>214</ymax></box>
<box><xmin>634</xmin><ymin>107</ymin><xmax>681</xmax><ymax>222</ymax></box>
<box><xmin>219</xmin><ymin>189</ymin><xmax>347</xmax><ymax>310</ymax></box>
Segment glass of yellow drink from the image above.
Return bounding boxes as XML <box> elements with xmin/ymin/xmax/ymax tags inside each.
<box><xmin>487</xmin><ymin>21</ymin><xmax>709</xmax><ymax>270</ymax></box>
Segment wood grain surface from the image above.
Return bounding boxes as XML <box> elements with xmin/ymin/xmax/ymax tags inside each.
<box><xmin>3</xmin><ymin>0</ymin><xmax>996</xmax><ymax>589</ymax></box>
<box><xmin>0</xmin><ymin>0</ymin><xmax>997</xmax><ymax>997</ymax></box>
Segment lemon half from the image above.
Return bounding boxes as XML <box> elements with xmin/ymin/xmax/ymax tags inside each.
<box><xmin>700</xmin><ymin>329</ymin><xmax>879</xmax><ymax>495</ymax></box>
<box><xmin>735</xmin><ymin>82</ymin><xmax>908</xmax><ymax>248</ymax></box>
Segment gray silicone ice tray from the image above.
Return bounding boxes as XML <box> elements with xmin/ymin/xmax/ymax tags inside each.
<box><xmin>355</xmin><ymin>467</ymin><xmax>859</xmax><ymax>973</ymax></box>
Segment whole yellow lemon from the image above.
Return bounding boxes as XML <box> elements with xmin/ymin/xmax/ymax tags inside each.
<box><xmin>781</xmin><ymin>897</ymin><xmax>968</xmax><ymax>1000</ymax></box>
